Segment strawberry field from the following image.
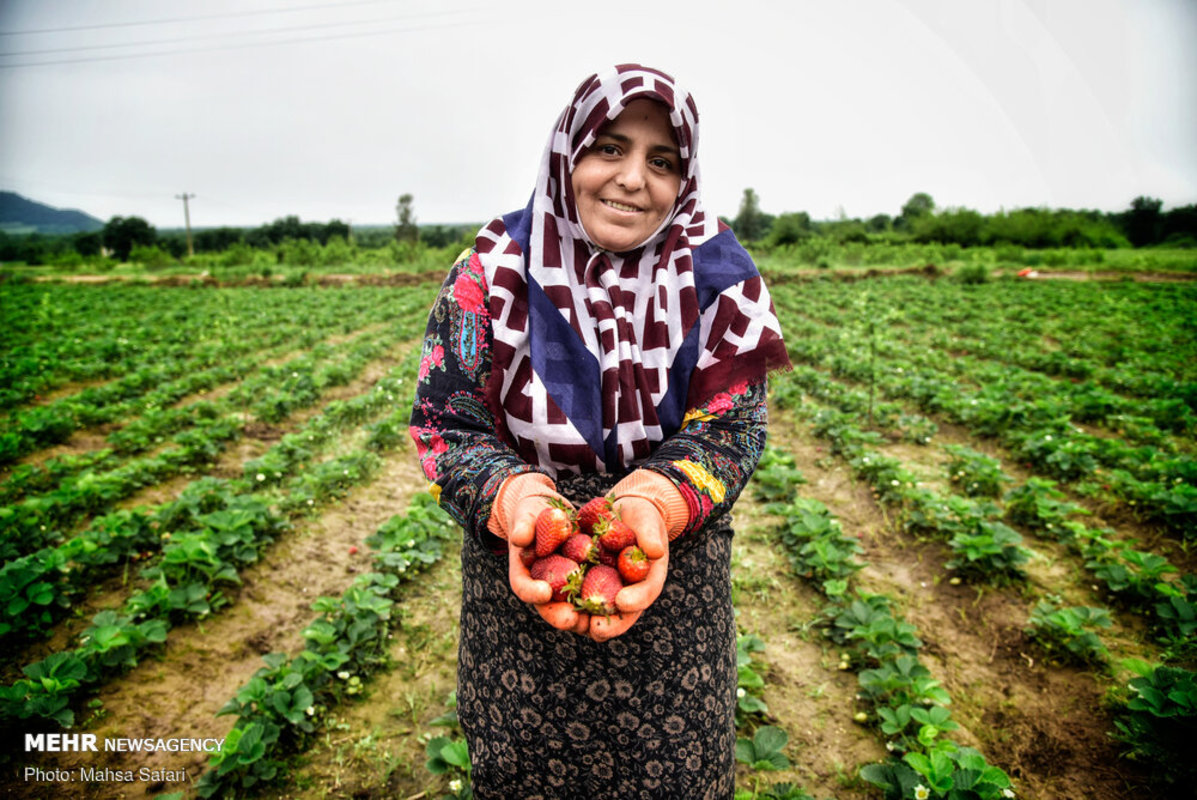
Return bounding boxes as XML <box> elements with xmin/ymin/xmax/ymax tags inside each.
<box><xmin>1</xmin><ymin>270</ymin><xmax>1194</xmax><ymax>800</ymax></box>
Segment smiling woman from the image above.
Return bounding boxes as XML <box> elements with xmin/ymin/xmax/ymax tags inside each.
<box><xmin>571</xmin><ymin>98</ymin><xmax>683</xmax><ymax>253</ymax></box>
<box><xmin>409</xmin><ymin>63</ymin><xmax>790</xmax><ymax>799</ymax></box>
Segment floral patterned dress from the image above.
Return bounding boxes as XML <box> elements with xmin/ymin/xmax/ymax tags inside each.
<box><xmin>410</xmin><ymin>249</ymin><xmax>770</xmax><ymax>799</ymax></box>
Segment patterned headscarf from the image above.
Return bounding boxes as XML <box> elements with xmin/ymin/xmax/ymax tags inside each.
<box><xmin>476</xmin><ymin>64</ymin><xmax>789</xmax><ymax>476</ymax></box>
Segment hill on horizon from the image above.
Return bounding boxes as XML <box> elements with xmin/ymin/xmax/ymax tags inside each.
<box><xmin>0</xmin><ymin>191</ymin><xmax>104</xmax><ymax>235</ymax></box>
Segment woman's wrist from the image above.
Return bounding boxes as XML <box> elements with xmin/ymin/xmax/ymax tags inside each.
<box><xmin>611</xmin><ymin>469</ymin><xmax>690</xmax><ymax>540</ymax></box>
<box><xmin>487</xmin><ymin>471</ymin><xmax>559</xmax><ymax>539</ymax></box>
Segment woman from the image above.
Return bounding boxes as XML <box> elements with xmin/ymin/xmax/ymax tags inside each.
<box><xmin>410</xmin><ymin>64</ymin><xmax>790</xmax><ymax>799</ymax></box>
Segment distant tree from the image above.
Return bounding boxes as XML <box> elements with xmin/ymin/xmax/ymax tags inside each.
<box><xmin>421</xmin><ymin>224</ymin><xmax>474</xmax><ymax>248</ymax></box>
<box><xmin>102</xmin><ymin>216</ymin><xmax>156</xmax><ymax>261</ymax></box>
<box><xmin>732</xmin><ymin>188</ymin><xmax>767</xmax><ymax>242</ymax></box>
<box><xmin>1124</xmin><ymin>196</ymin><xmax>1163</xmax><ymax>247</ymax></box>
<box><xmin>323</xmin><ymin>219</ymin><xmax>351</xmax><ymax>244</ymax></box>
<box><xmin>73</xmin><ymin>231</ymin><xmax>103</xmax><ymax>257</ymax></box>
<box><xmin>395</xmin><ymin>194</ymin><xmax>418</xmax><ymax>244</ymax></box>
<box><xmin>896</xmin><ymin>192</ymin><xmax>935</xmax><ymax>232</ymax></box>
<box><xmin>1161</xmin><ymin>204</ymin><xmax>1197</xmax><ymax>246</ymax></box>
<box><xmin>911</xmin><ymin>207</ymin><xmax>984</xmax><ymax>246</ymax></box>
<box><xmin>866</xmin><ymin>214</ymin><xmax>892</xmax><ymax>233</ymax></box>
<box><xmin>158</xmin><ymin>233</ymin><xmax>188</xmax><ymax>259</ymax></box>
<box><xmin>194</xmin><ymin>227</ymin><xmax>244</xmax><ymax>253</ymax></box>
<box><xmin>765</xmin><ymin>212</ymin><xmax>813</xmax><ymax>247</ymax></box>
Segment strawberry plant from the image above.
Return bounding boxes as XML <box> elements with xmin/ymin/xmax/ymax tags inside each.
<box><xmin>1003</xmin><ymin>477</ymin><xmax>1087</xmax><ymax>535</ymax></box>
<box><xmin>861</xmin><ymin>741</ymin><xmax>1015</xmax><ymax>800</ymax></box>
<box><xmin>895</xmin><ymin>412</ymin><xmax>938</xmax><ymax>445</ymax></box>
<box><xmin>735</xmin><ymin>633</ymin><xmax>770</xmax><ymax>727</ymax></box>
<box><xmin>876</xmin><ymin>702</ymin><xmax>959</xmax><ymax>754</ymax></box>
<box><xmin>0</xmin><ymin>650</ymin><xmax>87</xmax><ymax>727</ymax></box>
<box><xmin>858</xmin><ymin>655</ymin><xmax>951</xmax><ymax>711</ymax></box>
<box><xmin>829</xmin><ymin>594</ymin><xmax>923</xmax><ymax>664</ymax></box>
<box><xmin>1085</xmin><ymin>546</ymin><xmax>1178</xmax><ymax>605</ymax></box>
<box><xmin>422</xmin><ymin>691</ymin><xmax>473</xmax><ymax>799</ymax></box>
<box><xmin>943</xmin><ymin>444</ymin><xmax>1012</xmax><ymax>499</ymax></box>
<box><xmin>1153</xmin><ymin>589</ymin><xmax>1197</xmax><ymax>660</ymax></box>
<box><xmin>735</xmin><ymin>725</ymin><xmax>790</xmax><ymax>771</ymax></box>
<box><xmin>1111</xmin><ymin>660</ymin><xmax>1197</xmax><ymax>790</ymax></box>
<box><xmin>1025</xmin><ymin>597</ymin><xmax>1111</xmax><ymax>666</ymax></box>
<box><xmin>751</xmin><ymin>446</ymin><xmax>807</xmax><ymax>504</ymax></box>
<box><xmin>278</xmin><ymin>452</ymin><xmax>382</xmax><ymax>514</ymax></box>
<box><xmin>944</xmin><ymin>520</ymin><xmax>1032</xmax><ymax>584</ymax></box>
<box><xmin>768</xmin><ymin>496</ymin><xmax>863</xmax><ymax>583</ymax></box>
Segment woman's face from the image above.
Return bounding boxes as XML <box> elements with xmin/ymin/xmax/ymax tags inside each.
<box><xmin>571</xmin><ymin>98</ymin><xmax>682</xmax><ymax>253</ymax></box>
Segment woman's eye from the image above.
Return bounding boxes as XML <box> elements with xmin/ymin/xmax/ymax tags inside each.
<box><xmin>597</xmin><ymin>143</ymin><xmax>620</xmax><ymax>156</ymax></box>
<box><xmin>650</xmin><ymin>157</ymin><xmax>674</xmax><ymax>171</ymax></box>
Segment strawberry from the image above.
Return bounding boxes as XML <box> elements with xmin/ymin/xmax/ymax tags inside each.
<box><xmin>574</xmin><ymin>564</ymin><xmax>623</xmax><ymax>616</ymax></box>
<box><xmin>518</xmin><ymin>546</ymin><xmax>538</xmax><ymax>570</ymax></box>
<box><xmin>535</xmin><ymin>501</ymin><xmax>575</xmax><ymax>557</ymax></box>
<box><xmin>596</xmin><ymin>517</ymin><xmax>636</xmax><ymax>554</ymax></box>
<box><xmin>560</xmin><ymin>532</ymin><xmax>599</xmax><ymax>564</ymax></box>
<box><xmin>577</xmin><ymin>495</ymin><xmax>615</xmax><ymax>535</ymax></box>
<box><xmin>530</xmin><ymin>555</ymin><xmax>584</xmax><ymax>602</ymax></box>
<box><xmin>617</xmin><ymin>545</ymin><xmax>649</xmax><ymax>583</ymax></box>
<box><xmin>597</xmin><ymin>548</ymin><xmax>619</xmax><ymax>568</ymax></box>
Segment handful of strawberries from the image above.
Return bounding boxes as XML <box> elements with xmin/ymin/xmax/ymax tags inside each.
<box><xmin>522</xmin><ymin>495</ymin><xmax>651</xmax><ymax>617</ymax></box>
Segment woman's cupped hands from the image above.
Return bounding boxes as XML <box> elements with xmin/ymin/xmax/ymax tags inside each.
<box><xmin>497</xmin><ymin>473</ymin><xmax>668</xmax><ymax>642</ymax></box>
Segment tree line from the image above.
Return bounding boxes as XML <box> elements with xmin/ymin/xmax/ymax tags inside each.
<box><xmin>0</xmin><ymin>208</ymin><xmax>475</xmax><ymax>268</ymax></box>
<box><xmin>2</xmin><ymin>192</ymin><xmax>1194</xmax><ymax>269</ymax></box>
<box><xmin>729</xmin><ymin>191</ymin><xmax>1197</xmax><ymax>251</ymax></box>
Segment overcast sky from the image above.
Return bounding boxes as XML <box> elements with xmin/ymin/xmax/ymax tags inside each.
<box><xmin>1</xmin><ymin>0</ymin><xmax>1194</xmax><ymax>231</ymax></box>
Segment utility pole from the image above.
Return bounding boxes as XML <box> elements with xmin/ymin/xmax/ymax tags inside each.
<box><xmin>175</xmin><ymin>192</ymin><xmax>195</xmax><ymax>257</ymax></box>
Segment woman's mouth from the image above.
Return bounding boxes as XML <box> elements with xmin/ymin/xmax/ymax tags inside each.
<box><xmin>602</xmin><ymin>199</ymin><xmax>640</xmax><ymax>213</ymax></box>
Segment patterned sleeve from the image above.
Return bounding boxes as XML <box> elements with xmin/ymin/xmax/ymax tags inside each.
<box><xmin>409</xmin><ymin>249</ymin><xmax>538</xmax><ymax>541</ymax></box>
<box><xmin>640</xmin><ymin>380</ymin><xmax>769</xmax><ymax>536</ymax></box>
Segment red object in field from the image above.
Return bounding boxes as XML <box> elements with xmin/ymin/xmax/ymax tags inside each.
<box><xmin>1017</xmin><ymin>268</ymin><xmax>1037</xmax><ymax>278</ymax></box>
<box><xmin>348</xmin><ymin>546</ymin><xmax>359</xmax><ymax>555</ymax></box>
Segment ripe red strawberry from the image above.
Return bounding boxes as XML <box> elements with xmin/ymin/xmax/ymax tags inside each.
<box><xmin>596</xmin><ymin>518</ymin><xmax>636</xmax><ymax>553</ymax></box>
<box><xmin>535</xmin><ymin>502</ymin><xmax>575</xmax><ymax>557</ymax></box>
<box><xmin>530</xmin><ymin>555</ymin><xmax>584</xmax><ymax>602</ymax></box>
<box><xmin>518</xmin><ymin>546</ymin><xmax>538</xmax><ymax>570</ymax></box>
<box><xmin>617</xmin><ymin>545</ymin><xmax>649</xmax><ymax>583</ymax></box>
<box><xmin>577</xmin><ymin>495</ymin><xmax>615</xmax><ymax>535</ymax></box>
<box><xmin>560</xmin><ymin>532</ymin><xmax>599</xmax><ymax>564</ymax></box>
<box><xmin>597</xmin><ymin>548</ymin><xmax>619</xmax><ymax>568</ymax></box>
<box><xmin>574</xmin><ymin>564</ymin><xmax>623</xmax><ymax>616</ymax></box>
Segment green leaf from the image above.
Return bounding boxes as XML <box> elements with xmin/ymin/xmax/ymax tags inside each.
<box><xmin>754</xmin><ymin>725</ymin><xmax>789</xmax><ymax>756</ymax></box>
<box><xmin>440</xmin><ymin>739</ymin><xmax>471</xmax><ymax>771</ymax></box>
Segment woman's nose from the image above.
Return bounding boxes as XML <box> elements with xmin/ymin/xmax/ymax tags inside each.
<box><xmin>616</xmin><ymin>160</ymin><xmax>646</xmax><ymax>191</ymax></box>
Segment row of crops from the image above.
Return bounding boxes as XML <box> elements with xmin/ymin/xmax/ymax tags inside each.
<box><xmin>0</xmin><ymin>272</ymin><xmax>1194</xmax><ymax>799</ymax></box>
<box><xmin>752</xmin><ymin>273</ymin><xmax>1195</xmax><ymax>797</ymax></box>
<box><xmin>0</xmin><ymin>279</ymin><xmax>456</xmax><ymax>796</ymax></box>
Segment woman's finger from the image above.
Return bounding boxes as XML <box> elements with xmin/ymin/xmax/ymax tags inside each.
<box><xmin>535</xmin><ymin>600</ymin><xmax>587</xmax><ymax>632</ymax></box>
<box><xmin>508</xmin><ymin>541</ymin><xmax>550</xmax><ymax>605</ymax></box>
<box><xmin>614</xmin><ymin>549</ymin><xmax>667</xmax><ymax>612</ymax></box>
<box><xmin>589</xmin><ymin>609</ymin><xmax>642</xmax><ymax>642</ymax></box>
<box><xmin>613</xmin><ymin>498</ymin><xmax>667</xmax><ymax>559</ymax></box>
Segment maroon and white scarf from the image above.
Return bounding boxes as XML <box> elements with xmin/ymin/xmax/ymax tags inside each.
<box><xmin>475</xmin><ymin>64</ymin><xmax>789</xmax><ymax>476</ymax></box>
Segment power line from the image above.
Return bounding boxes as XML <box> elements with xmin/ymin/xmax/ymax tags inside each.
<box><xmin>0</xmin><ymin>0</ymin><xmax>398</xmax><ymax>37</ymax></box>
<box><xmin>0</xmin><ymin>8</ymin><xmax>480</xmax><ymax>58</ymax></box>
<box><xmin>0</xmin><ymin>14</ymin><xmax>495</xmax><ymax>69</ymax></box>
